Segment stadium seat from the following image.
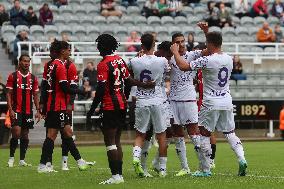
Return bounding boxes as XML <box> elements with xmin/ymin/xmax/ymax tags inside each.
<box><xmin>141</xmin><ymin>25</ymin><xmax>155</xmax><ymax>34</ymax></box>
<box><xmin>223</xmin><ymin>45</ymin><xmax>236</xmax><ymax>52</ymax></box>
<box><xmin>245</xmin><ymin>89</ymin><xmax>262</xmax><ymax>99</ymax></box>
<box><xmin>135</xmin><ymin>16</ymin><xmax>147</xmax><ymax>25</ymax></box>
<box><xmin>241</xmin><ymin>35</ymin><xmax>256</xmax><ymax>42</ymax></box>
<box><xmin>209</xmin><ymin>26</ymin><xmax>221</xmax><ymax>33</ymax></box>
<box><xmin>222</xmin><ymin>27</ymin><xmax>235</xmax><ymax>37</ymax></box>
<box><xmin>100</xmin><ymin>25</ymin><xmax>115</xmax><ymax>35</ymax></box>
<box><xmin>108</xmin><ymin>16</ymin><xmax>121</xmax><ymax>25</ymax></box>
<box><xmin>120</xmin><ymin>16</ymin><xmax>135</xmax><ymax>26</ymax></box>
<box><xmin>161</xmin><ymin>16</ymin><xmax>175</xmax><ymax>25</ymax></box>
<box><xmin>169</xmin><ymin>26</ymin><xmax>180</xmax><ymax>36</ymax></box>
<box><xmin>235</xmin><ymin>27</ymin><xmax>249</xmax><ymax>36</ymax></box>
<box><xmin>80</xmin><ymin>15</ymin><xmax>93</xmax><ymax>27</ymax></box>
<box><xmin>193</xmin><ymin>6</ymin><xmax>207</xmax><ymax>15</ymax></box>
<box><xmin>73</xmin><ymin>25</ymin><xmax>87</xmax><ymax>37</ymax></box>
<box><xmin>35</xmin><ymin>35</ymin><xmax>48</xmax><ymax>42</ymax></box>
<box><xmin>86</xmin><ymin>5</ymin><xmax>100</xmax><ymax>15</ymax></box>
<box><xmin>59</xmin><ymin>5</ymin><xmax>73</xmax><ymax>14</ymax></box>
<box><xmin>254</xmin><ymin>16</ymin><xmax>266</xmax><ymax>26</ymax></box>
<box><xmin>93</xmin><ymin>16</ymin><xmax>107</xmax><ymax>25</ymax></box>
<box><xmin>182</xmin><ymin>26</ymin><xmax>195</xmax><ymax>36</ymax></box>
<box><xmin>251</xmin><ymin>46</ymin><xmax>264</xmax><ymax>53</ymax></box>
<box><xmin>15</xmin><ymin>25</ymin><xmax>29</xmax><ymax>34</ymax></box>
<box><xmin>230</xmin><ymin>36</ymin><xmax>243</xmax><ymax>42</ymax></box>
<box><xmin>53</xmin><ymin>14</ymin><xmax>66</xmax><ymax>25</ymax></box>
<box><xmin>264</xmin><ymin>47</ymin><xmax>276</xmax><ymax>54</ymax></box>
<box><xmin>30</xmin><ymin>25</ymin><xmax>44</xmax><ymax>38</ymax></box>
<box><xmin>239</xmin><ymin>46</ymin><xmax>250</xmax><ymax>52</ymax></box>
<box><xmin>183</xmin><ymin>6</ymin><xmax>193</xmax><ymax>15</ymax></box>
<box><xmin>195</xmin><ymin>35</ymin><xmax>206</xmax><ymax>43</ymax></box>
<box><xmin>115</xmin><ymin>26</ymin><xmax>129</xmax><ymax>39</ymax></box>
<box><xmin>44</xmin><ymin>25</ymin><xmax>59</xmax><ymax>36</ymax></box>
<box><xmin>49</xmin><ymin>4</ymin><xmax>59</xmax><ymax>14</ymax></box>
<box><xmin>260</xmin><ymin>89</ymin><xmax>271</xmax><ymax>98</ymax></box>
<box><xmin>71</xmin><ymin>0</ymin><xmax>81</xmax><ymax>6</ymax></box>
<box><xmin>267</xmin><ymin>16</ymin><xmax>280</xmax><ymax>25</ymax></box>
<box><xmin>72</xmin><ymin>6</ymin><xmax>88</xmax><ymax>15</ymax></box>
<box><xmin>188</xmin><ymin>16</ymin><xmax>200</xmax><ymax>25</ymax></box>
<box><xmin>265</xmin><ymin>77</ymin><xmax>279</xmax><ymax>86</ymax></box>
<box><xmin>249</xmin><ymin>27</ymin><xmax>259</xmax><ymax>36</ymax></box>
<box><xmin>68</xmin><ymin>15</ymin><xmax>81</xmax><ymax>25</ymax></box>
<box><xmin>59</xmin><ymin>25</ymin><xmax>73</xmax><ymax>35</ymax></box>
<box><xmin>231</xmin><ymin>16</ymin><xmax>240</xmax><ymax>26</ymax></box>
<box><xmin>147</xmin><ymin>16</ymin><xmax>161</xmax><ymax>25</ymax></box>
<box><xmin>174</xmin><ymin>16</ymin><xmax>188</xmax><ymax>26</ymax></box>
<box><xmin>272</xmin><ymin>89</ymin><xmax>283</xmax><ymax>98</ymax></box>
<box><xmin>194</xmin><ymin>26</ymin><xmax>204</xmax><ymax>36</ymax></box>
<box><xmin>79</xmin><ymin>35</ymin><xmax>92</xmax><ymax>42</ymax></box>
<box><xmin>116</xmin><ymin>5</ymin><xmax>127</xmax><ymax>15</ymax></box>
<box><xmin>1</xmin><ymin>25</ymin><xmax>15</xmax><ymax>38</ymax></box>
<box><xmin>155</xmin><ymin>26</ymin><xmax>169</xmax><ymax>38</ymax></box>
<box><xmin>128</xmin><ymin>26</ymin><xmax>142</xmax><ymax>36</ymax></box>
<box><xmin>69</xmin><ymin>35</ymin><xmax>79</xmax><ymax>42</ymax></box>
<box><xmin>240</xmin><ymin>16</ymin><xmax>254</xmax><ymax>27</ymax></box>
<box><xmin>127</xmin><ymin>6</ymin><xmax>141</xmax><ymax>15</ymax></box>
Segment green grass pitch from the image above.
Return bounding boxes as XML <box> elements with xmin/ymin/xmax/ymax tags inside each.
<box><xmin>0</xmin><ymin>141</ymin><xmax>283</xmax><ymax>189</ymax></box>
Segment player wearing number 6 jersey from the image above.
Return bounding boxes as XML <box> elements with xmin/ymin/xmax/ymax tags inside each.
<box><xmin>171</xmin><ymin>30</ymin><xmax>247</xmax><ymax>177</ymax></box>
<box><xmin>129</xmin><ymin>33</ymin><xmax>169</xmax><ymax>178</ymax></box>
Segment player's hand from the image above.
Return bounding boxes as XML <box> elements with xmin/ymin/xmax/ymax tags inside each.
<box><xmin>197</xmin><ymin>22</ymin><xmax>208</xmax><ymax>34</ymax></box>
<box><xmin>35</xmin><ymin>111</ymin><xmax>41</xmax><ymax>124</ymax></box>
<box><xmin>142</xmin><ymin>80</ymin><xmax>156</xmax><ymax>89</ymax></box>
<box><xmin>201</xmin><ymin>48</ymin><xmax>209</xmax><ymax>56</ymax></box>
<box><xmin>9</xmin><ymin>109</ymin><xmax>16</xmax><ymax>120</ymax></box>
<box><xmin>170</xmin><ymin>43</ymin><xmax>179</xmax><ymax>55</ymax></box>
<box><xmin>95</xmin><ymin>108</ymin><xmax>100</xmax><ymax>113</ymax></box>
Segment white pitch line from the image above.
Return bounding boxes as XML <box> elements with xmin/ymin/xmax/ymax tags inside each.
<box><xmin>16</xmin><ymin>165</ymin><xmax>284</xmax><ymax>179</ymax></box>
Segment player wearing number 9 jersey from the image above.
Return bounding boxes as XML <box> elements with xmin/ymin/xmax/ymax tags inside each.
<box><xmin>171</xmin><ymin>31</ymin><xmax>247</xmax><ymax>177</ymax></box>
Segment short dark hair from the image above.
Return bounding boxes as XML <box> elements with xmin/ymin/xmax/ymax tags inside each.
<box><xmin>206</xmin><ymin>32</ymin><xmax>222</xmax><ymax>47</ymax></box>
<box><xmin>172</xmin><ymin>33</ymin><xmax>184</xmax><ymax>42</ymax></box>
<box><xmin>87</xmin><ymin>62</ymin><xmax>94</xmax><ymax>66</ymax></box>
<box><xmin>157</xmin><ymin>41</ymin><xmax>171</xmax><ymax>52</ymax></box>
<box><xmin>50</xmin><ymin>39</ymin><xmax>70</xmax><ymax>58</ymax></box>
<box><xmin>19</xmin><ymin>54</ymin><xmax>30</xmax><ymax>61</ymax></box>
<box><xmin>96</xmin><ymin>34</ymin><xmax>118</xmax><ymax>57</ymax></box>
<box><xmin>28</xmin><ymin>6</ymin><xmax>33</xmax><ymax>10</ymax></box>
<box><xmin>141</xmin><ymin>33</ymin><xmax>154</xmax><ymax>51</ymax></box>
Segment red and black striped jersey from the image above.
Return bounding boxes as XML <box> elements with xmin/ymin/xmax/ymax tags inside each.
<box><xmin>97</xmin><ymin>55</ymin><xmax>130</xmax><ymax>110</ymax></box>
<box><xmin>45</xmin><ymin>59</ymin><xmax>68</xmax><ymax>112</ymax></box>
<box><xmin>6</xmin><ymin>71</ymin><xmax>39</xmax><ymax>114</ymax></box>
<box><xmin>65</xmin><ymin>60</ymin><xmax>78</xmax><ymax>110</ymax></box>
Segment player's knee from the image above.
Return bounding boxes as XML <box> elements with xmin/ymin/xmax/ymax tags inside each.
<box><xmin>106</xmin><ymin>145</ymin><xmax>117</xmax><ymax>151</ymax></box>
<box><xmin>199</xmin><ymin>126</ymin><xmax>211</xmax><ymax>137</ymax></box>
<box><xmin>186</xmin><ymin>123</ymin><xmax>199</xmax><ymax>135</ymax></box>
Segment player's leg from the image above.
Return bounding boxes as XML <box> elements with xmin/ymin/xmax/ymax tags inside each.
<box><xmin>171</xmin><ymin>101</ymin><xmax>190</xmax><ymax>174</ymax></box>
<box><xmin>210</xmin><ymin>134</ymin><xmax>217</xmax><ymax>169</ymax></box>
<box><xmin>141</xmin><ymin>127</ymin><xmax>153</xmax><ymax>177</ymax></box>
<box><xmin>99</xmin><ymin>110</ymin><xmax>124</xmax><ymax>184</ymax></box>
<box><xmin>132</xmin><ymin>106</ymin><xmax>150</xmax><ymax>177</ymax></box>
<box><xmin>60</xmin><ymin>130</ymin><xmax>69</xmax><ymax>170</ymax></box>
<box><xmin>19</xmin><ymin>126</ymin><xmax>31</xmax><ymax>166</ymax></box>
<box><xmin>220</xmin><ymin>110</ymin><xmax>247</xmax><ymax>176</ymax></box>
<box><xmin>8</xmin><ymin>125</ymin><xmax>21</xmax><ymax>167</ymax></box>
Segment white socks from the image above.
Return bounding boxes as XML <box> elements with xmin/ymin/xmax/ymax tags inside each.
<box><xmin>159</xmin><ymin>157</ymin><xmax>167</xmax><ymax>171</ymax></box>
<box><xmin>224</xmin><ymin>132</ymin><xmax>245</xmax><ymax>162</ymax></box>
<box><xmin>133</xmin><ymin>146</ymin><xmax>142</xmax><ymax>162</ymax></box>
<box><xmin>141</xmin><ymin>140</ymin><xmax>152</xmax><ymax>170</ymax></box>
<box><xmin>199</xmin><ymin>135</ymin><xmax>212</xmax><ymax>173</ymax></box>
<box><xmin>175</xmin><ymin>137</ymin><xmax>189</xmax><ymax>170</ymax></box>
<box><xmin>62</xmin><ymin>156</ymin><xmax>68</xmax><ymax>162</ymax></box>
<box><xmin>190</xmin><ymin>135</ymin><xmax>201</xmax><ymax>149</ymax></box>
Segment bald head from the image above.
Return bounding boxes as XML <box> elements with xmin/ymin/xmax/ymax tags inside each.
<box><xmin>263</xmin><ymin>22</ymin><xmax>269</xmax><ymax>30</ymax></box>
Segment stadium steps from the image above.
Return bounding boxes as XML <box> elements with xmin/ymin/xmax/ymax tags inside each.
<box><xmin>0</xmin><ymin>47</ymin><xmax>14</xmax><ymax>81</ymax></box>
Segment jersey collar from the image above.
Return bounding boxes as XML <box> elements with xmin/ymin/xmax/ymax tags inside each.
<box><xmin>55</xmin><ymin>59</ymin><xmax>66</xmax><ymax>65</ymax></box>
<box><xmin>17</xmin><ymin>70</ymin><xmax>30</xmax><ymax>78</ymax></box>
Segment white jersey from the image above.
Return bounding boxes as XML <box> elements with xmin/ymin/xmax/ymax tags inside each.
<box><xmin>129</xmin><ymin>54</ymin><xmax>168</xmax><ymax>107</ymax></box>
<box><xmin>190</xmin><ymin>52</ymin><xmax>233</xmax><ymax>110</ymax></box>
<box><xmin>169</xmin><ymin>50</ymin><xmax>202</xmax><ymax>101</ymax></box>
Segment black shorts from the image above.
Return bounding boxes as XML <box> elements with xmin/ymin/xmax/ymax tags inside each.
<box><xmin>12</xmin><ymin>113</ymin><xmax>34</xmax><ymax>129</ymax></box>
<box><xmin>101</xmin><ymin>110</ymin><xmax>126</xmax><ymax>129</ymax></box>
<box><xmin>45</xmin><ymin>111</ymin><xmax>70</xmax><ymax>129</ymax></box>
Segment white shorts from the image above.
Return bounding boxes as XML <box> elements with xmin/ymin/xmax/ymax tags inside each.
<box><xmin>171</xmin><ymin>101</ymin><xmax>198</xmax><ymax>125</ymax></box>
<box><xmin>163</xmin><ymin>101</ymin><xmax>173</xmax><ymax>128</ymax></box>
<box><xmin>198</xmin><ymin>106</ymin><xmax>235</xmax><ymax>133</ymax></box>
<box><xmin>134</xmin><ymin>105</ymin><xmax>167</xmax><ymax>134</ymax></box>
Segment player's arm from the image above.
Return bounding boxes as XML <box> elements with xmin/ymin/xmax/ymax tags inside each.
<box><xmin>87</xmin><ymin>81</ymin><xmax>105</xmax><ymax>117</ymax></box>
<box><xmin>171</xmin><ymin>43</ymin><xmax>191</xmax><ymax>71</ymax></box>
<box><xmin>33</xmin><ymin>77</ymin><xmax>41</xmax><ymax>123</ymax></box>
<box><xmin>68</xmin><ymin>64</ymin><xmax>79</xmax><ymax>106</ymax></box>
<box><xmin>6</xmin><ymin>74</ymin><xmax>15</xmax><ymax>120</ymax></box>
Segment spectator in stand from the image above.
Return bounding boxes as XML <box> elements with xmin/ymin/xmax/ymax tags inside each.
<box><xmin>0</xmin><ymin>4</ymin><xmax>9</xmax><ymax>26</ymax></box>
<box><xmin>186</xmin><ymin>33</ymin><xmax>195</xmax><ymax>51</ymax></box>
<box><xmin>13</xmin><ymin>30</ymin><xmax>29</xmax><ymax>66</ymax></box>
<box><xmin>231</xmin><ymin>55</ymin><xmax>246</xmax><ymax>81</ymax></box>
<box><xmin>187</xmin><ymin>0</ymin><xmax>201</xmax><ymax>7</ymax></box>
<box><xmin>205</xmin><ymin>1</ymin><xmax>220</xmax><ymax>27</ymax></box>
<box><xmin>158</xmin><ymin>0</ymin><xmax>170</xmax><ymax>17</ymax></box>
<box><xmin>26</xmin><ymin>6</ymin><xmax>38</xmax><ymax>26</ymax></box>
<box><xmin>218</xmin><ymin>2</ymin><xmax>233</xmax><ymax>28</ymax></box>
<box><xmin>121</xmin><ymin>0</ymin><xmax>138</xmax><ymax>7</ymax></box>
<box><xmin>61</xmin><ymin>33</ymin><xmax>70</xmax><ymax>42</ymax></box>
<box><xmin>168</xmin><ymin>0</ymin><xmax>186</xmax><ymax>17</ymax></box>
<box><xmin>126</xmin><ymin>31</ymin><xmax>141</xmax><ymax>52</ymax></box>
<box><xmin>101</xmin><ymin>0</ymin><xmax>122</xmax><ymax>17</ymax></box>
<box><xmin>234</xmin><ymin>0</ymin><xmax>249</xmax><ymax>18</ymax></box>
<box><xmin>251</xmin><ymin>0</ymin><xmax>268</xmax><ymax>18</ymax></box>
<box><xmin>142</xmin><ymin>0</ymin><xmax>159</xmax><ymax>17</ymax></box>
<box><xmin>10</xmin><ymin>0</ymin><xmax>27</xmax><ymax>27</ymax></box>
<box><xmin>83</xmin><ymin>62</ymin><xmax>98</xmax><ymax>89</ymax></box>
<box><xmin>78</xmin><ymin>79</ymin><xmax>93</xmax><ymax>100</ymax></box>
<box><xmin>272</xmin><ymin>0</ymin><xmax>284</xmax><ymax>25</ymax></box>
<box><xmin>152</xmin><ymin>31</ymin><xmax>158</xmax><ymax>42</ymax></box>
<box><xmin>54</xmin><ymin>0</ymin><xmax>68</xmax><ymax>8</ymax></box>
<box><xmin>275</xmin><ymin>24</ymin><xmax>284</xmax><ymax>42</ymax></box>
<box><xmin>257</xmin><ymin>22</ymin><xmax>276</xmax><ymax>42</ymax></box>
<box><xmin>39</xmin><ymin>3</ymin><xmax>53</xmax><ymax>26</ymax></box>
